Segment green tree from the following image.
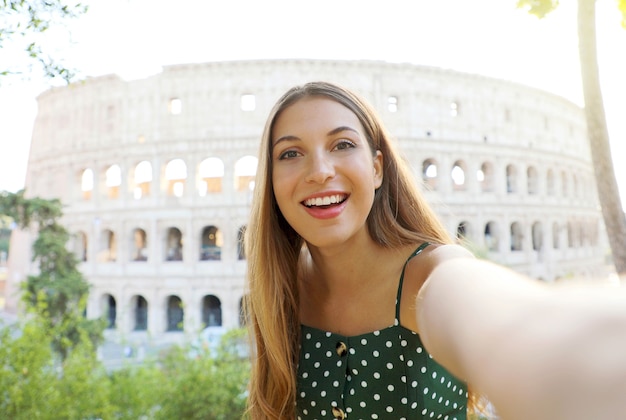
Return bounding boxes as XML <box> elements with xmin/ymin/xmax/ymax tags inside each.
<box><xmin>516</xmin><ymin>0</ymin><xmax>626</xmax><ymax>276</ymax></box>
<box><xmin>0</xmin><ymin>307</ymin><xmax>113</xmax><ymax>419</ymax></box>
<box><xmin>0</xmin><ymin>0</ymin><xmax>88</xmax><ymax>82</ymax></box>
<box><xmin>0</xmin><ymin>190</ymin><xmax>105</xmax><ymax>359</ymax></box>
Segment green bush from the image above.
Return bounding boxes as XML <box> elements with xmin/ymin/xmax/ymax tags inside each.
<box><xmin>0</xmin><ymin>321</ymin><xmax>251</xmax><ymax>419</ymax></box>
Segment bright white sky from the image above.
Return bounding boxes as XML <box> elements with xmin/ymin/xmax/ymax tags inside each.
<box><xmin>1</xmin><ymin>0</ymin><xmax>625</xmax><ymax>204</ymax></box>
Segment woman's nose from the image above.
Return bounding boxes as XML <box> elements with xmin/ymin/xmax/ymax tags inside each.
<box><xmin>304</xmin><ymin>152</ymin><xmax>335</xmax><ymax>184</ymax></box>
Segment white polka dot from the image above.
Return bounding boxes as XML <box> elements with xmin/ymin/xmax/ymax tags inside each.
<box><xmin>374</xmin><ymin>393</ymin><xmax>380</xmax><ymax>400</ymax></box>
<box><xmin>300</xmin><ymin>391</ymin><xmax>306</xmax><ymax>398</ymax></box>
<box><xmin>401</xmin><ymin>339</ymin><xmax>408</xmax><ymax>347</ymax></box>
<box><xmin>401</xmin><ymin>375</ymin><xmax>407</xmax><ymax>383</ymax></box>
<box><xmin>388</xmin><ymin>385</ymin><xmax>395</xmax><ymax>391</ymax></box>
<box><xmin>432</xmin><ymin>372</ymin><xmax>437</xmax><ymax>379</ymax></box>
<box><xmin>372</xmin><ymin>415</ymin><xmax>378</xmax><ymax>419</ymax></box>
<box><xmin>361</xmin><ymin>380</ymin><xmax>368</xmax><ymax>387</ymax></box>
<box><xmin>302</xmin><ymin>372</ymin><xmax>308</xmax><ymax>378</ymax></box>
<box><xmin>373</xmin><ymin>372</ymin><xmax>380</xmax><ymax>379</ymax></box>
<box><xmin>423</xmin><ymin>387</ymin><xmax>429</xmax><ymax>395</ymax></box>
<box><xmin>411</xmin><ymin>380</ymin><xmax>418</xmax><ymax>388</ymax></box>
<box><xmin>373</xmin><ymin>330</ymin><xmax>380</xmax><ymax>336</ymax></box>
<box><xmin>361</xmin><ymin>338</ymin><xmax>368</xmax><ymax>345</ymax></box>
<box><xmin>411</xmin><ymin>402</ymin><xmax>418</xmax><ymax>409</ymax></box>
<box><xmin>417</xmin><ymin>346</ymin><xmax>423</xmax><ymax>353</ymax></box>
<box><xmin>311</xmin><ymin>381</ymin><xmax>317</xmax><ymax>388</ymax></box>
<box><xmin>373</xmin><ymin>350</ymin><xmax>379</xmax><ymax>357</ymax></box>
<box><xmin>304</xmin><ymin>353</ymin><xmax>310</xmax><ymax>359</ymax></box>
<box><xmin>407</xmin><ymin>360</ymin><xmax>413</xmax><ymax>367</ymax></box>
<box><xmin>325</xmin><ymin>332</ymin><xmax>332</xmax><ymax>337</ymax></box>
<box><xmin>360</xmin><ymin>401</ymin><xmax>366</xmax><ymax>407</ymax></box>
<box><xmin>320</xmin><ymin>391</ymin><xmax>326</xmax><ymax>397</ymax></box>
<box><xmin>386</xmin><ymin>406</ymin><xmax>393</xmax><ymax>413</ymax></box>
<box><xmin>315</xmin><ymin>341</ymin><xmax>321</xmax><ymax>348</ymax></box>
<box><xmin>401</xmin><ymin>397</ymin><xmax>408</xmax><ymax>404</ymax></box>
<box><xmin>386</xmin><ymin>362</ymin><xmax>393</xmax><ymax>369</ymax></box>
<box><xmin>314</xmin><ymin>362</ymin><xmax>320</xmax><ymax>368</ymax></box>
<box><xmin>305</xmin><ymin>333</ymin><xmax>311</xmax><ymax>339</ymax></box>
<box><xmin>326</xmin><ymin>351</ymin><xmax>332</xmax><ymax>357</ymax></box>
<box><xmin>361</xmin><ymin>359</ymin><xmax>368</xmax><ymax>367</ymax></box>
<box><xmin>421</xmin><ymin>367</ymin><xmax>427</xmax><ymax>373</ymax></box>
<box><xmin>310</xmin><ymin>401</ymin><xmax>316</xmax><ymax>407</ymax></box>
<box><xmin>385</xmin><ymin>341</ymin><xmax>393</xmax><ymax>348</ymax></box>
<box><xmin>323</xmin><ymin>371</ymin><xmax>329</xmax><ymax>377</ymax></box>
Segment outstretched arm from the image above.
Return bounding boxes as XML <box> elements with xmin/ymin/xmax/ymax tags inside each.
<box><xmin>416</xmin><ymin>257</ymin><xmax>626</xmax><ymax>420</ymax></box>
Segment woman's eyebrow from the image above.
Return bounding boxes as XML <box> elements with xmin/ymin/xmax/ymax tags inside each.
<box><xmin>272</xmin><ymin>135</ymin><xmax>300</xmax><ymax>148</ymax></box>
<box><xmin>327</xmin><ymin>126</ymin><xmax>359</xmax><ymax>137</ymax></box>
<box><xmin>273</xmin><ymin>126</ymin><xmax>359</xmax><ymax>148</ymax></box>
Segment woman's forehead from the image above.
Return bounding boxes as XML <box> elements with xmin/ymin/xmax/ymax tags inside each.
<box><xmin>272</xmin><ymin>97</ymin><xmax>363</xmax><ymax>140</ymax></box>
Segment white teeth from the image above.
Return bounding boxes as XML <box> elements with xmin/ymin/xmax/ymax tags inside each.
<box><xmin>304</xmin><ymin>194</ymin><xmax>345</xmax><ymax>207</ymax></box>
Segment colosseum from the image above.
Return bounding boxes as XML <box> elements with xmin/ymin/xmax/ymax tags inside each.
<box><xmin>6</xmin><ymin>59</ymin><xmax>608</xmax><ymax>346</ymax></box>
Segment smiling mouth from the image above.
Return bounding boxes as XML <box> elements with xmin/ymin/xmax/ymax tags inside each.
<box><xmin>302</xmin><ymin>194</ymin><xmax>348</xmax><ymax>208</ymax></box>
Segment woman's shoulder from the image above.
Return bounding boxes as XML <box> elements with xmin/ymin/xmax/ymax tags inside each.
<box><xmin>422</xmin><ymin>242</ymin><xmax>475</xmax><ymax>262</ymax></box>
<box><xmin>398</xmin><ymin>243</ymin><xmax>474</xmax><ymax>333</ymax></box>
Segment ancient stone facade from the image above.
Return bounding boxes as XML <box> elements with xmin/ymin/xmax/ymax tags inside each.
<box><xmin>7</xmin><ymin>60</ymin><xmax>606</xmax><ymax>345</ymax></box>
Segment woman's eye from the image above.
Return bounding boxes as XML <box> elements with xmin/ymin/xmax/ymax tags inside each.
<box><xmin>334</xmin><ymin>140</ymin><xmax>356</xmax><ymax>151</ymax></box>
<box><xmin>278</xmin><ymin>150</ymin><xmax>300</xmax><ymax>160</ymax></box>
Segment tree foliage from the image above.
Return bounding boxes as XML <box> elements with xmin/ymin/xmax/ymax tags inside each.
<box><xmin>0</xmin><ymin>0</ymin><xmax>88</xmax><ymax>82</ymax></box>
<box><xmin>0</xmin><ymin>189</ymin><xmax>105</xmax><ymax>359</ymax></box>
<box><xmin>0</xmin><ymin>321</ymin><xmax>251</xmax><ymax>419</ymax></box>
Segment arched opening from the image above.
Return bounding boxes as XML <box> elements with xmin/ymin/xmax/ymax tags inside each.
<box><xmin>510</xmin><ymin>222</ymin><xmax>523</xmax><ymax>251</ymax></box>
<box><xmin>422</xmin><ymin>159</ymin><xmax>438</xmax><ymax>190</ymax></box>
<box><xmin>165</xmin><ymin>158</ymin><xmax>187</xmax><ymax>197</ymax></box>
<box><xmin>132</xmin><ymin>295</ymin><xmax>148</xmax><ymax>331</ymax></box>
<box><xmin>102</xmin><ymin>294</ymin><xmax>116</xmax><ymax>329</ymax></box>
<box><xmin>198</xmin><ymin>157</ymin><xmax>224</xmax><ymax>195</ymax></box>
<box><xmin>166</xmin><ymin>295</ymin><xmax>184</xmax><ymax>331</ymax></box>
<box><xmin>200</xmin><ymin>225</ymin><xmax>222</xmax><ymax>261</ymax></box>
<box><xmin>133</xmin><ymin>160</ymin><xmax>152</xmax><ymax>199</ymax></box>
<box><xmin>131</xmin><ymin>228</ymin><xmax>148</xmax><ymax>261</ymax></box>
<box><xmin>478</xmin><ymin>162</ymin><xmax>494</xmax><ymax>192</ymax></box>
<box><xmin>234</xmin><ymin>155</ymin><xmax>258</xmax><ymax>192</ymax></box>
<box><xmin>484</xmin><ymin>221</ymin><xmax>499</xmax><ymax>252</ymax></box>
<box><xmin>165</xmin><ymin>227</ymin><xmax>183</xmax><ymax>261</ymax></box>
<box><xmin>106</xmin><ymin>164</ymin><xmax>122</xmax><ymax>200</ymax></box>
<box><xmin>506</xmin><ymin>164</ymin><xmax>518</xmax><ymax>194</ymax></box>
<box><xmin>451</xmin><ymin>161</ymin><xmax>466</xmax><ymax>191</ymax></box>
<box><xmin>98</xmin><ymin>229</ymin><xmax>117</xmax><ymax>262</ymax></box>
<box><xmin>202</xmin><ymin>295</ymin><xmax>222</xmax><ymax>327</ymax></box>
<box><xmin>532</xmin><ymin>221</ymin><xmax>543</xmax><ymax>251</ymax></box>
<box><xmin>81</xmin><ymin>168</ymin><xmax>94</xmax><ymax>201</ymax></box>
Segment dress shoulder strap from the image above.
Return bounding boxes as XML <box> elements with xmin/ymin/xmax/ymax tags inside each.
<box><xmin>395</xmin><ymin>242</ymin><xmax>431</xmax><ymax>320</ymax></box>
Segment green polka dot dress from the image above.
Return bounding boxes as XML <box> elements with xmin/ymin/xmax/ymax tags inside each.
<box><xmin>296</xmin><ymin>243</ymin><xmax>468</xmax><ymax>419</ymax></box>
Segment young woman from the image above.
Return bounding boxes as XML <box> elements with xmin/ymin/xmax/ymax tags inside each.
<box><xmin>245</xmin><ymin>81</ymin><xmax>626</xmax><ymax>419</ymax></box>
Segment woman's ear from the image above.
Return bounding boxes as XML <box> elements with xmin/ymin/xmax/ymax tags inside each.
<box><xmin>373</xmin><ymin>150</ymin><xmax>383</xmax><ymax>189</ymax></box>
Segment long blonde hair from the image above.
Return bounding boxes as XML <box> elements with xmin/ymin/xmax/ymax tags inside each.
<box><xmin>245</xmin><ymin>81</ymin><xmax>454</xmax><ymax>418</ymax></box>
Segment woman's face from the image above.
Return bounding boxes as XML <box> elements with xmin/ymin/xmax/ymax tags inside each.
<box><xmin>271</xmin><ymin>97</ymin><xmax>383</xmax><ymax>250</ymax></box>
